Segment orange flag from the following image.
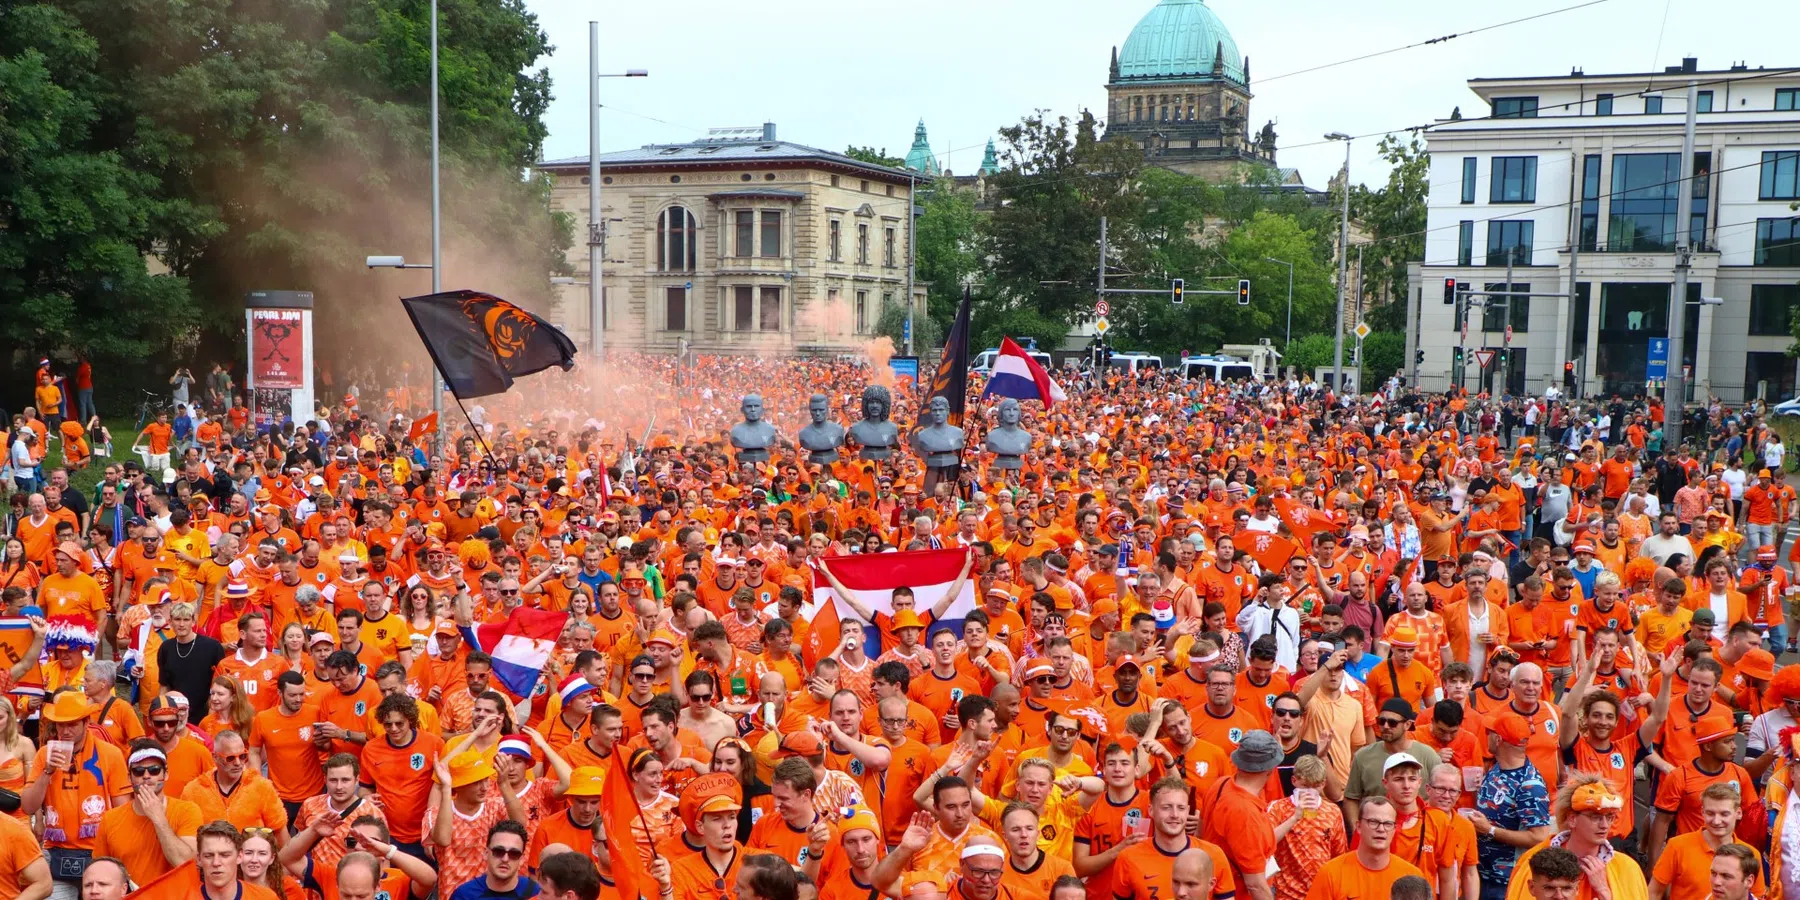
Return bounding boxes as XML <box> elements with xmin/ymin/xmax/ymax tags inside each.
<box><xmin>1235</xmin><ymin>532</ymin><xmax>1297</xmax><ymax>573</ymax></box>
<box><xmin>128</xmin><ymin>861</ymin><xmax>198</xmax><ymax>899</ymax></box>
<box><xmin>1273</xmin><ymin>496</ymin><xmax>1338</xmax><ymax>547</ymax></box>
<box><xmin>802</xmin><ymin>593</ymin><xmax>841</xmax><ymax>671</ymax></box>
<box><xmin>408</xmin><ymin>411</ymin><xmax>439</xmax><ymax>441</ymax></box>
<box><xmin>601</xmin><ymin>747</ymin><xmax>652</xmax><ymax>900</ymax></box>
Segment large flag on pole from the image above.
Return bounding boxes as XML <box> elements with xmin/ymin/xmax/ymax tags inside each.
<box><xmin>982</xmin><ymin>336</ymin><xmax>1067</xmax><ymax>409</ymax></box>
<box><xmin>401</xmin><ymin>290</ymin><xmax>577</xmax><ymax>399</ymax></box>
<box><xmin>459</xmin><ymin>607</ymin><xmax>569</xmax><ymax>700</ymax></box>
<box><xmin>804</xmin><ymin>548</ymin><xmax>977</xmax><ymax>657</ymax></box>
<box><xmin>925</xmin><ymin>286</ymin><xmax>973</xmax><ymax>426</ymax></box>
<box><xmin>601</xmin><ymin>744</ymin><xmax>653</xmax><ymax>900</ymax></box>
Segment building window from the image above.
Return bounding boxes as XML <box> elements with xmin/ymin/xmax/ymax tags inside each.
<box><xmin>1644</xmin><ymin>95</ymin><xmax>1663</xmax><ymax>114</ymax></box>
<box><xmin>1748</xmin><ymin>351</ymin><xmax>1798</xmax><ymax>403</ymax></box>
<box><xmin>1697</xmin><ymin>91</ymin><xmax>1714</xmax><ymax>113</ymax></box>
<box><xmin>1486</xmin><ymin>220</ymin><xmax>1534</xmax><ymax>266</ymax></box>
<box><xmin>760</xmin><ymin>210</ymin><xmax>782</xmax><ymax>258</ymax></box>
<box><xmin>759</xmin><ymin>286</ymin><xmax>782</xmax><ymax>331</ymax></box>
<box><xmin>1608</xmin><ymin>153</ymin><xmax>1680</xmax><ymax>252</ymax></box>
<box><xmin>884</xmin><ymin>227</ymin><xmax>897</xmax><ymax>268</ymax></box>
<box><xmin>734</xmin><ymin>286</ymin><xmax>754</xmax><ymax>330</ymax></box>
<box><xmin>857</xmin><ymin>223</ymin><xmax>870</xmax><ymax>264</ymax></box>
<box><xmin>1460</xmin><ymin>158</ymin><xmax>1477</xmax><ymax>204</ymax></box>
<box><xmin>1596</xmin><ymin>94</ymin><xmax>1613</xmax><ymax>116</ymax></box>
<box><xmin>1493</xmin><ymin>97</ymin><xmax>1538</xmax><ymax>118</ymax></box>
<box><xmin>656</xmin><ymin>206</ymin><xmax>697</xmax><ymax>272</ymax></box>
<box><xmin>1579</xmin><ymin>154</ymin><xmax>1602</xmax><ymax>252</ymax></box>
<box><xmin>1458</xmin><ymin>221</ymin><xmax>1474</xmax><ymax>266</ymax></box>
<box><xmin>830</xmin><ymin>175</ymin><xmax>840</xmax><ymax>187</ymax></box>
<box><xmin>1756</xmin><ymin>218</ymin><xmax>1800</xmax><ymax>266</ymax></box>
<box><xmin>1489</xmin><ymin>157</ymin><xmax>1537</xmax><ymax>203</ymax></box>
<box><xmin>1780</xmin><ymin>89</ymin><xmax>1800</xmax><ymax>111</ymax></box>
<box><xmin>1750</xmin><ymin>284</ymin><xmax>1800</xmax><ymax>335</ymax></box>
<box><xmin>1690</xmin><ymin>151</ymin><xmax>1711</xmax><ymax>245</ymax></box>
<box><xmin>828</xmin><ymin>220</ymin><xmax>842</xmax><ymax>261</ymax></box>
<box><xmin>664</xmin><ymin>287</ymin><xmax>687</xmax><ymax>332</ymax></box>
<box><xmin>1762</xmin><ymin>151</ymin><xmax>1800</xmax><ymax>200</ymax></box>
<box><xmin>734</xmin><ymin>210</ymin><xmax>755</xmax><ymax>257</ymax></box>
<box><xmin>855</xmin><ymin>290</ymin><xmax>869</xmax><ymax>333</ymax></box>
<box><xmin>1480</xmin><ymin>283</ymin><xmax>1531</xmax><ymax>332</ymax></box>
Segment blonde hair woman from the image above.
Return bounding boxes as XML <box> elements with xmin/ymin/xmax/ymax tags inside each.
<box><xmin>0</xmin><ymin>700</ymin><xmax>32</xmax><ymax>818</ymax></box>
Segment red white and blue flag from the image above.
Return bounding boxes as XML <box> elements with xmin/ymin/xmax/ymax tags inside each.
<box><xmin>790</xmin><ymin>548</ymin><xmax>977</xmax><ymax>658</ymax></box>
<box><xmin>460</xmin><ymin>607</ymin><xmax>568</xmax><ymax>699</ymax></box>
<box><xmin>981</xmin><ymin>337</ymin><xmax>1067</xmax><ymax>409</ymax></box>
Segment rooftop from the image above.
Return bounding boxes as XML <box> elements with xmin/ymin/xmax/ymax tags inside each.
<box><xmin>539</xmin><ymin>123</ymin><xmax>917</xmax><ymax>184</ymax></box>
<box><xmin>1115</xmin><ymin>0</ymin><xmax>1246</xmax><ymax>84</ymax></box>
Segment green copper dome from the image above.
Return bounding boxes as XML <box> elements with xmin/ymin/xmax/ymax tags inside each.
<box><xmin>904</xmin><ymin>120</ymin><xmax>940</xmax><ymax>176</ymax></box>
<box><xmin>1116</xmin><ymin>0</ymin><xmax>1245</xmax><ymax>83</ymax></box>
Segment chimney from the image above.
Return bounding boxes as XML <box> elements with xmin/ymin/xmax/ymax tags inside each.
<box><xmin>761</xmin><ymin>122</ymin><xmax>778</xmax><ymax>142</ymax></box>
<box><xmin>1682</xmin><ymin>56</ymin><xmax>1698</xmax><ymax>73</ymax></box>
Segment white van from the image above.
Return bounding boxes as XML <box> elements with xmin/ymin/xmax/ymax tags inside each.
<box><xmin>1180</xmin><ymin>355</ymin><xmax>1260</xmax><ymax>382</ymax></box>
<box><xmin>972</xmin><ymin>347</ymin><xmax>1054</xmax><ymax>374</ymax></box>
<box><xmin>1107</xmin><ymin>353</ymin><xmax>1164</xmax><ymax>375</ymax></box>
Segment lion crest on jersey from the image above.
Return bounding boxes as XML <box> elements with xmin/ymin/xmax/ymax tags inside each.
<box><xmin>411</xmin><ymin>753</ymin><xmax>426</xmax><ymax>771</ymax></box>
<box><xmin>354</xmin><ymin>701</ymin><xmax>367</xmax><ymax>717</ymax></box>
<box><xmin>1123</xmin><ymin>808</ymin><xmax>1143</xmax><ymax>829</ymax></box>
<box><xmin>1544</xmin><ymin>718</ymin><xmax>1557</xmax><ymax>735</ymax></box>
<box><xmin>1609</xmin><ymin>752</ymin><xmax>1624</xmax><ymax>769</ymax></box>
<box><xmin>850</xmin><ymin>759</ymin><xmax>865</xmax><ymax>777</ymax></box>
<box><xmin>1228</xmin><ymin>728</ymin><xmax>1244</xmax><ymax>744</ymax></box>
<box><xmin>950</xmin><ymin>688</ymin><xmax>965</xmax><ymax>703</ymax></box>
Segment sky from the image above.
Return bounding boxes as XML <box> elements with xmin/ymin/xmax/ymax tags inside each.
<box><xmin>527</xmin><ymin>0</ymin><xmax>1800</xmax><ymax>190</ymax></box>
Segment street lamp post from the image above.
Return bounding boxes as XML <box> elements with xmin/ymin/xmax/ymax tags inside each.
<box><xmin>1265</xmin><ymin>257</ymin><xmax>1294</xmax><ymax>348</ymax></box>
<box><xmin>1326</xmin><ymin>132</ymin><xmax>1352</xmax><ymax>393</ymax></box>
<box><xmin>587</xmin><ymin>22</ymin><xmax>648</xmax><ymax>362</ymax></box>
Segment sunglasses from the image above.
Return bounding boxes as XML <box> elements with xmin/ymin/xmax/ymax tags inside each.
<box><xmin>632</xmin><ymin>672</ymin><xmax>656</xmax><ymax>680</ymax></box>
<box><xmin>488</xmin><ymin>846</ymin><xmax>525</xmax><ymax>861</ymax></box>
<box><xmin>690</xmin><ymin>693</ymin><xmax>714</xmax><ymax>702</ymax></box>
<box><xmin>217</xmin><ymin>753</ymin><xmax>249</xmax><ymax>764</ymax></box>
<box><xmin>498</xmin><ymin>589</ymin><xmax>519</xmax><ymax>596</ymax></box>
<box><xmin>1272</xmin><ymin>708</ymin><xmax>1304</xmax><ymax>719</ymax></box>
<box><xmin>130</xmin><ymin>765</ymin><xmax>166</xmax><ymax>777</ymax></box>
<box><xmin>1376</xmin><ymin>717</ymin><xmax>1408</xmax><ymax>728</ymax></box>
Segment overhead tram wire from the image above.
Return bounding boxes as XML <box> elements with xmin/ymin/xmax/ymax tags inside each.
<box><xmin>1253</xmin><ymin>0</ymin><xmax>1616</xmax><ymax>86</ymax></box>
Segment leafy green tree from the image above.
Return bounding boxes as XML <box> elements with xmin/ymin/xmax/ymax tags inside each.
<box><xmin>0</xmin><ymin>5</ymin><xmax>200</xmax><ymax>365</ymax></box>
<box><xmin>875</xmin><ymin>298</ymin><xmax>942</xmax><ymax>353</ymax></box>
<box><xmin>1283</xmin><ymin>334</ymin><xmax>1336</xmax><ymax>375</ymax></box>
<box><xmin>1360</xmin><ymin>331</ymin><xmax>1405</xmax><ymax>384</ymax></box>
<box><xmin>845</xmin><ymin>146</ymin><xmax>905</xmax><ymax>168</ymax></box>
<box><xmin>1351</xmin><ymin>134</ymin><xmax>1428</xmax><ymax>331</ymax></box>
<box><xmin>54</xmin><ymin>0</ymin><xmax>566</xmax><ymax>351</ymax></box>
<box><xmin>914</xmin><ymin>178</ymin><xmax>981</xmax><ymax>338</ymax></box>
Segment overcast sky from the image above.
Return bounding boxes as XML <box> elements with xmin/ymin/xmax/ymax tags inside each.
<box><xmin>528</xmin><ymin>0</ymin><xmax>1800</xmax><ymax>190</ymax></box>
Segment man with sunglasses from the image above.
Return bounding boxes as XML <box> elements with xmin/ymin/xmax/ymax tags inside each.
<box><xmin>1343</xmin><ymin>699</ymin><xmax>1440</xmax><ymax>832</ymax></box>
<box><xmin>440</xmin><ymin>820</ymin><xmax>536</xmax><ymax>900</ymax></box>
<box><xmin>178</xmin><ymin>729</ymin><xmax>286</xmax><ymax>842</ymax></box>
<box><xmin>282</xmin><ymin>814</ymin><xmax>437</xmax><ymax>900</ymax></box>
<box><xmin>92</xmin><ymin>738</ymin><xmax>203</xmax><ymax>884</ymax></box>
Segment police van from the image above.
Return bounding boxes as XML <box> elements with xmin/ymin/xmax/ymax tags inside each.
<box><xmin>971</xmin><ymin>347</ymin><xmax>1054</xmax><ymax>374</ymax></box>
<box><xmin>1179</xmin><ymin>354</ymin><xmax>1261</xmax><ymax>382</ymax></box>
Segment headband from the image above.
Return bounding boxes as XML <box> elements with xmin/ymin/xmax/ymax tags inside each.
<box><xmin>128</xmin><ymin>748</ymin><xmax>168</xmax><ymax>767</ymax></box>
<box><xmin>960</xmin><ymin>844</ymin><xmax>1005</xmax><ymax>860</ymax></box>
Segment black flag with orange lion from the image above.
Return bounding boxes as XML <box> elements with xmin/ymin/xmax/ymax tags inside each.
<box><xmin>400</xmin><ymin>289</ymin><xmax>578</xmax><ymax>399</ymax></box>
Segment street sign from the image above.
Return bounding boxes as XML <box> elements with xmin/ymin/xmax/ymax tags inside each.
<box><xmin>1353</xmin><ymin>323</ymin><xmax>1371</xmax><ymax>340</ymax></box>
<box><xmin>1503</xmin><ymin>325</ymin><xmax>1513</xmax><ymax>343</ymax></box>
<box><xmin>1095</xmin><ymin>300</ymin><xmax>1110</xmax><ymax>316</ymax></box>
<box><xmin>1094</xmin><ymin>317</ymin><xmax>1111</xmax><ymax>335</ymax></box>
<box><xmin>1647</xmin><ymin>338</ymin><xmax>1669</xmax><ymax>381</ymax></box>
<box><xmin>1475</xmin><ymin>349</ymin><xmax>1495</xmax><ymax>368</ymax></box>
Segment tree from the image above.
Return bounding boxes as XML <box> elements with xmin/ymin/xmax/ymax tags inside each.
<box><xmin>1283</xmin><ymin>334</ymin><xmax>1336</xmax><ymax>375</ymax></box>
<box><xmin>914</xmin><ymin>178</ymin><xmax>981</xmax><ymax>338</ymax></box>
<box><xmin>845</xmin><ymin>146</ymin><xmax>905</xmax><ymax>168</ymax></box>
<box><xmin>53</xmin><ymin>0</ymin><xmax>566</xmax><ymax>360</ymax></box>
<box><xmin>0</xmin><ymin>5</ymin><xmax>200</xmax><ymax>365</ymax></box>
<box><xmin>980</xmin><ymin>110</ymin><xmax>1144</xmax><ymax>333</ymax></box>
<box><xmin>875</xmin><ymin>299</ymin><xmax>942</xmax><ymax>353</ymax></box>
<box><xmin>1351</xmin><ymin>134</ymin><xmax>1429</xmax><ymax>330</ymax></box>
<box><xmin>1360</xmin><ymin>332</ymin><xmax>1405</xmax><ymax>384</ymax></box>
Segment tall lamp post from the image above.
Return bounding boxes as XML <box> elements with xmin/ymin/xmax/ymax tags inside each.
<box><xmin>1325</xmin><ymin>132</ymin><xmax>1352</xmax><ymax>392</ymax></box>
<box><xmin>1265</xmin><ymin>257</ymin><xmax>1295</xmax><ymax>348</ymax></box>
<box><xmin>587</xmin><ymin>22</ymin><xmax>648</xmax><ymax>361</ymax></box>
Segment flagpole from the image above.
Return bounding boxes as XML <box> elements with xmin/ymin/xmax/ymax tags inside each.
<box><xmin>448</xmin><ymin>392</ymin><xmax>496</xmax><ymax>462</ymax></box>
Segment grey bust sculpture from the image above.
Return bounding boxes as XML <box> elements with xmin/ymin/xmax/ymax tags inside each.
<box><xmin>729</xmin><ymin>393</ymin><xmax>780</xmax><ymax>465</ymax></box>
<box><xmin>847</xmin><ymin>384</ymin><xmax>900</xmax><ymax>460</ymax></box>
<box><xmin>910</xmin><ymin>396</ymin><xmax>966</xmax><ymax>467</ymax></box>
<box><xmin>797</xmin><ymin>393</ymin><xmax>846</xmax><ymax>464</ymax></box>
<box><xmin>986</xmin><ymin>398</ymin><xmax>1030</xmax><ymax>469</ymax></box>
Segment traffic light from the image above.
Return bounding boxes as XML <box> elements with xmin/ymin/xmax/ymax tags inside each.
<box><xmin>1415</xmin><ymin>349</ymin><xmax>1426</xmax><ymax>364</ymax></box>
<box><xmin>1237</xmin><ymin>279</ymin><xmax>1251</xmax><ymax>306</ymax></box>
<box><xmin>1171</xmin><ymin>278</ymin><xmax>1185</xmax><ymax>305</ymax></box>
<box><xmin>1452</xmin><ymin>347</ymin><xmax>1463</xmax><ymax>368</ymax></box>
<box><xmin>1444</xmin><ymin>277</ymin><xmax>1457</xmax><ymax>304</ymax></box>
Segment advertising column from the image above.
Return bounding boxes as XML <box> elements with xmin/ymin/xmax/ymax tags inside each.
<box><xmin>243</xmin><ymin>290</ymin><xmax>315</xmax><ymax>431</ymax></box>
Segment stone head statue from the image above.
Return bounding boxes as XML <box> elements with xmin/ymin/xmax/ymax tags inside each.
<box><xmin>998</xmin><ymin>398</ymin><xmax>1022</xmax><ymax>427</ymax></box>
<box><xmin>861</xmin><ymin>385</ymin><xmax>891</xmax><ymax>423</ymax></box>
<box><xmin>741</xmin><ymin>394</ymin><xmax>765</xmax><ymax>423</ymax></box>
<box><xmin>808</xmin><ymin>394</ymin><xmax>829</xmax><ymax>426</ymax></box>
<box><xmin>927</xmin><ymin>396</ymin><xmax>949</xmax><ymax>426</ymax></box>
<box><xmin>987</xmin><ymin>398</ymin><xmax>1030</xmax><ymax>469</ymax></box>
<box><xmin>849</xmin><ymin>384</ymin><xmax>899</xmax><ymax>460</ymax></box>
<box><xmin>729</xmin><ymin>392</ymin><xmax>779</xmax><ymax>465</ymax></box>
<box><xmin>798</xmin><ymin>392</ymin><xmax>846</xmax><ymax>464</ymax></box>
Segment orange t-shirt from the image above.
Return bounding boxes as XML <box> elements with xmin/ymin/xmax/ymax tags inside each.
<box><xmin>1302</xmin><ymin>852</ymin><xmax>1428</xmax><ymax>900</ymax></box>
<box><xmin>359</xmin><ymin>730</ymin><xmax>445</xmax><ymax>843</ymax></box>
<box><xmin>92</xmin><ymin>797</ymin><xmax>203</xmax><ymax>883</ymax></box>
<box><xmin>143</xmin><ymin>421</ymin><xmax>173</xmax><ymax>454</ymax></box>
<box><xmin>248</xmin><ymin>703</ymin><xmax>325</xmax><ymax>801</ymax></box>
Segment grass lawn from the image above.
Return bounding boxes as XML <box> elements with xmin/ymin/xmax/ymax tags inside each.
<box><xmin>62</xmin><ymin>417</ymin><xmax>145</xmax><ymax>499</ymax></box>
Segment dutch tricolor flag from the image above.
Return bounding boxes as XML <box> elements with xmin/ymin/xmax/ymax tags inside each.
<box><xmin>461</xmin><ymin>607</ymin><xmax>569</xmax><ymax>699</ymax></box>
<box><xmin>981</xmin><ymin>337</ymin><xmax>1067</xmax><ymax>409</ymax></box>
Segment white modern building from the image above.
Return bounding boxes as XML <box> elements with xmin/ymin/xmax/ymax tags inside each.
<box><xmin>1407</xmin><ymin>58</ymin><xmax>1800</xmax><ymax>402</ymax></box>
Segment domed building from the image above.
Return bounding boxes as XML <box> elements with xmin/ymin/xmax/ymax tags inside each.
<box><xmin>1104</xmin><ymin>0</ymin><xmax>1281</xmax><ymax>179</ymax></box>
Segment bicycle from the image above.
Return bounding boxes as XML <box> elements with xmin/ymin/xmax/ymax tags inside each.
<box><xmin>133</xmin><ymin>389</ymin><xmax>167</xmax><ymax>433</ymax></box>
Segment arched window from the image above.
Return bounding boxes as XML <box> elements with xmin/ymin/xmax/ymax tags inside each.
<box><xmin>656</xmin><ymin>206</ymin><xmax>697</xmax><ymax>272</ymax></box>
